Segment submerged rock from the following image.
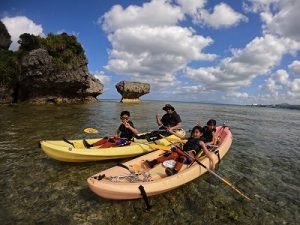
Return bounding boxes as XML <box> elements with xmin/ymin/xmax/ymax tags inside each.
<box><xmin>18</xmin><ymin>48</ymin><xmax>103</xmax><ymax>104</ymax></box>
<box><xmin>115</xmin><ymin>81</ymin><xmax>150</xmax><ymax>103</ymax></box>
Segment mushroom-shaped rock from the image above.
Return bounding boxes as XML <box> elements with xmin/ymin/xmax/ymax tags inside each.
<box><xmin>115</xmin><ymin>81</ymin><xmax>150</xmax><ymax>103</ymax></box>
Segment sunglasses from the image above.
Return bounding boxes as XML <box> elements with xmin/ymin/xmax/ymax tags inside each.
<box><xmin>120</xmin><ymin>116</ymin><xmax>129</xmax><ymax>120</ymax></box>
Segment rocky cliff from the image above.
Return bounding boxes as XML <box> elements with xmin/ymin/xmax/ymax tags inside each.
<box><xmin>19</xmin><ymin>48</ymin><xmax>103</xmax><ymax>104</ymax></box>
<box><xmin>115</xmin><ymin>81</ymin><xmax>150</xmax><ymax>103</ymax></box>
<box><xmin>0</xmin><ymin>30</ymin><xmax>103</xmax><ymax>104</ymax></box>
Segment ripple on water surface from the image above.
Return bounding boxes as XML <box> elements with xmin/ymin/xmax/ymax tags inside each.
<box><xmin>0</xmin><ymin>101</ymin><xmax>299</xmax><ymax>225</ymax></box>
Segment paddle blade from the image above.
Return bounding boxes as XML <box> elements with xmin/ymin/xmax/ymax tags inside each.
<box><xmin>165</xmin><ymin>137</ymin><xmax>186</xmax><ymax>143</ymax></box>
<box><xmin>83</xmin><ymin>128</ymin><xmax>99</xmax><ymax>134</ymax></box>
<box><xmin>147</xmin><ymin>143</ymin><xmax>170</xmax><ymax>151</ymax></box>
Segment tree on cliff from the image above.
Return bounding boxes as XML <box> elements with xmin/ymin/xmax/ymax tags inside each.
<box><xmin>17</xmin><ymin>32</ymin><xmax>85</xmax><ymax>71</ymax></box>
<box><xmin>0</xmin><ymin>21</ymin><xmax>17</xmax><ymax>87</ymax></box>
<box><xmin>18</xmin><ymin>33</ymin><xmax>41</xmax><ymax>51</ymax></box>
<box><xmin>0</xmin><ymin>21</ymin><xmax>12</xmax><ymax>50</ymax></box>
<box><xmin>39</xmin><ymin>33</ymin><xmax>85</xmax><ymax>71</ymax></box>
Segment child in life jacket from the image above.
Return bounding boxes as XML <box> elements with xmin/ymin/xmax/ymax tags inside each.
<box><xmin>201</xmin><ymin>119</ymin><xmax>217</xmax><ymax>144</ymax></box>
<box><xmin>83</xmin><ymin>111</ymin><xmax>139</xmax><ymax>148</ymax></box>
<box><xmin>144</xmin><ymin>126</ymin><xmax>215</xmax><ymax>176</ymax></box>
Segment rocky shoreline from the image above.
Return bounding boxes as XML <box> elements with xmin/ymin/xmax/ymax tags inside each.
<box><xmin>0</xmin><ymin>21</ymin><xmax>103</xmax><ymax>104</ymax></box>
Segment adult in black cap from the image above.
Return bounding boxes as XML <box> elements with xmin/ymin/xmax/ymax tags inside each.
<box><xmin>156</xmin><ymin>104</ymin><xmax>182</xmax><ymax>131</ymax></box>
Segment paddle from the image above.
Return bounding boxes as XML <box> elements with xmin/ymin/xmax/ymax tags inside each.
<box><xmin>146</xmin><ymin>143</ymin><xmax>170</xmax><ymax>151</ymax></box>
<box><xmin>83</xmin><ymin>128</ymin><xmax>99</xmax><ymax>134</ymax></box>
<box><xmin>215</xmin><ymin>122</ymin><xmax>226</xmax><ymax>145</ymax></box>
<box><xmin>163</xmin><ymin>137</ymin><xmax>186</xmax><ymax>143</ymax></box>
<box><xmin>161</xmin><ymin>135</ymin><xmax>251</xmax><ymax>201</ymax></box>
<box><xmin>83</xmin><ymin>127</ymin><xmax>167</xmax><ymax>137</ymax></box>
<box><xmin>182</xmin><ymin>149</ymin><xmax>250</xmax><ymax>200</ymax></box>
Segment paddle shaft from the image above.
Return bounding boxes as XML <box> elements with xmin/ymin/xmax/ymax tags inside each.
<box><xmin>188</xmin><ymin>153</ymin><xmax>251</xmax><ymax>201</ymax></box>
<box><xmin>162</xmin><ymin>135</ymin><xmax>251</xmax><ymax>201</ymax></box>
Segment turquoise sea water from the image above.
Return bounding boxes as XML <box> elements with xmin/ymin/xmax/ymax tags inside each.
<box><xmin>0</xmin><ymin>100</ymin><xmax>299</xmax><ymax>225</ymax></box>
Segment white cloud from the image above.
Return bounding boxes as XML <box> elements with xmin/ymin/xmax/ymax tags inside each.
<box><xmin>176</xmin><ymin>0</ymin><xmax>206</xmax><ymax>15</ymax></box>
<box><xmin>244</xmin><ymin>0</ymin><xmax>300</xmax><ymax>42</ymax></box>
<box><xmin>56</xmin><ymin>29</ymin><xmax>79</xmax><ymax>37</ymax></box>
<box><xmin>1</xmin><ymin>16</ymin><xmax>44</xmax><ymax>51</ymax></box>
<box><xmin>288</xmin><ymin>79</ymin><xmax>300</xmax><ymax>97</ymax></box>
<box><xmin>226</xmin><ymin>91</ymin><xmax>249</xmax><ymax>98</ymax></box>
<box><xmin>260</xmin><ymin>69</ymin><xmax>289</xmax><ymax>97</ymax></box>
<box><xmin>264</xmin><ymin>0</ymin><xmax>300</xmax><ymax>41</ymax></box>
<box><xmin>197</xmin><ymin>3</ymin><xmax>248</xmax><ymax>29</ymax></box>
<box><xmin>186</xmin><ymin>35</ymin><xmax>300</xmax><ymax>91</ymax></box>
<box><xmin>185</xmin><ymin>67</ymin><xmax>218</xmax><ymax>83</ymax></box>
<box><xmin>101</xmin><ymin>0</ymin><xmax>184</xmax><ymax>33</ymax></box>
<box><xmin>264</xmin><ymin>79</ymin><xmax>279</xmax><ymax>96</ymax></box>
<box><xmin>177</xmin><ymin>1</ymin><xmax>247</xmax><ymax>29</ymax></box>
<box><xmin>101</xmin><ymin>0</ymin><xmax>216</xmax><ymax>88</ymax></box>
<box><xmin>288</xmin><ymin>60</ymin><xmax>300</xmax><ymax>77</ymax></box>
<box><xmin>243</xmin><ymin>0</ymin><xmax>280</xmax><ymax>13</ymax></box>
<box><xmin>93</xmin><ymin>71</ymin><xmax>111</xmax><ymax>84</ymax></box>
<box><xmin>171</xmin><ymin>84</ymin><xmax>207</xmax><ymax>95</ymax></box>
<box><xmin>105</xmin><ymin>25</ymin><xmax>215</xmax><ymax>79</ymax></box>
<box><xmin>271</xmin><ymin>69</ymin><xmax>289</xmax><ymax>85</ymax></box>
<box><xmin>100</xmin><ymin>0</ymin><xmax>299</xmax><ymax>104</ymax></box>
<box><xmin>262</xmin><ymin>68</ymin><xmax>300</xmax><ymax>100</ymax></box>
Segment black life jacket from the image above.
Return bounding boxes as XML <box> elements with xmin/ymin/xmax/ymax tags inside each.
<box><xmin>202</xmin><ymin>126</ymin><xmax>216</xmax><ymax>143</ymax></box>
<box><xmin>183</xmin><ymin>137</ymin><xmax>202</xmax><ymax>154</ymax></box>
<box><xmin>118</xmin><ymin>121</ymin><xmax>135</xmax><ymax>140</ymax></box>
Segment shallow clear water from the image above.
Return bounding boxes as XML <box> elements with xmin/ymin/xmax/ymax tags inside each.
<box><xmin>0</xmin><ymin>100</ymin><xmax>299</xmax><ymax>225</ymax></box>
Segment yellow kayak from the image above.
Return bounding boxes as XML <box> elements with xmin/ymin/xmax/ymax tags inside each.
<box><xmin>40</xmin><ymin>130</ymin><xmax>185</xmax><ymax>162</ymax></box>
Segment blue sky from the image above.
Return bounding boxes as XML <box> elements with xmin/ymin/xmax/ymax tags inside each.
<box><xmin>1</xmin><ymin>0</ymin><xmax>300</xmax><ymax>104</ymax></box>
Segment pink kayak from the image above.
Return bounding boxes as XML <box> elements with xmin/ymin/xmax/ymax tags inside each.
<box><xmin>87</xmin><ymin>126</ymin><xmax>232</xmax><ymax>200</ymax></box>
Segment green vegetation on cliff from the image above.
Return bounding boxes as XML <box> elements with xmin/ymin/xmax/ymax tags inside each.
<box><xmin>0</xmin><ymin>21</ymin><xmax>16</xmax><ymax>87</ymax></box>
<box><xmin>0</xmin><ymin>21</ymin><xmax>12</xmax><ymax>50</ymax></box>
<box><xmin>0</xmin><ymin>32</ymin><xmax>86</xmax><ymax>86</ymax></box>
<box><xmin>18</xmin><ymin>32</ymin><xmax>85</xmax><ymax>71</ymax></box>
<box><xmin>41</xmin><ymin>33</ymin><xmax>84</xmax><ymax>71</ymax></box>
<box><xmin>0</xmin><ymin>49</ymin><xmax>19</xmax><ymax>86</ymax></box>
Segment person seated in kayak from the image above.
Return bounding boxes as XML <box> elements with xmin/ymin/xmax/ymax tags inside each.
<box><xmin>156</xmin><ymin>104</ymin><xmax>182</xmax><ymax>132</ymax></box>
<box><xmin>201</xmin><ymin>119</ymin><xmax>217</xmax><ymax>145</ymax></box>
<box><xmin>114</xmin><ymin>110</ymin><xmax>139</xmax><ymax>140</ymax></box>
<box><xmin>83</xmin><ymin>111</ymin><xmax>139</xmax><ymax>148</ymax></box>
<box><xmin>144</xmin><ymin>126</ymin><xmax>215</xmax><ymax>176</ymax></box>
